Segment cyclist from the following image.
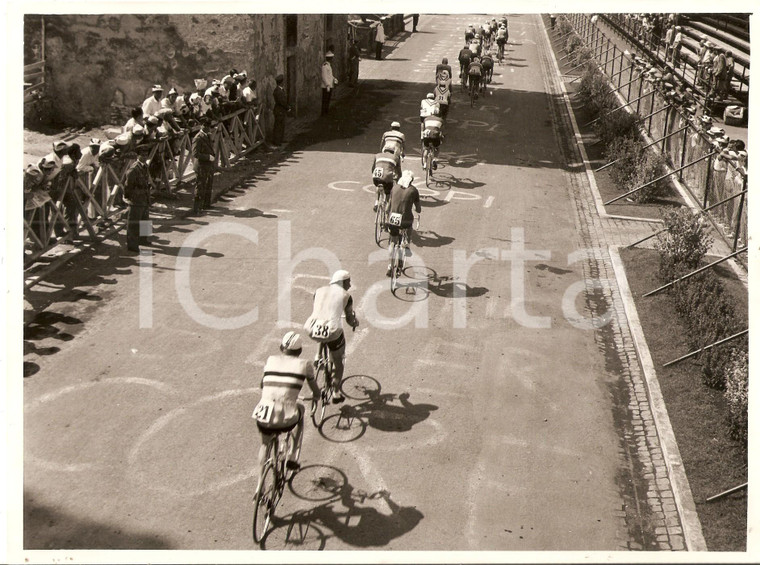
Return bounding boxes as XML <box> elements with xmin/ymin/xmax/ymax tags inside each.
<box><xmin>470</xmin><ymin>36</ymin><xmax>482</xmax><ymax>58</ymax></box>
<box><xmin>481</xmin><ymin>51</ymin><xmax>494</xmax><ymax>84</ymax></box>
<box><xmin>433</xmin><ymin>82</ymin><xmax>452</xmax><ymax>120</ymax></box>
<box><xmin>496</xmin><ymin>24</ymin><xmax>508</xmax><ymax>60</ymax></box>
<box><xmin>371</xmin><ymin>148</ymin><xmax>401</xmax><ymax>212</ymax></box>
<box><xmin>253</xmin><ymin>332</ymin><xmax>320</xmax><ymax>490</ymax></box>
<box><xmin>482</xmin><ymin>22</ymin><xmax>492</xmax><ymax>49</ymax></box>
<box><xmin>422</xmin><ymin>112</ymin><xmax>444</xmax><ymax>170</ymax></box>
<box><xmin>435</xmin><ymin>58</ymin><xmax>453</xmax><ymax>92</ymax></box>
<box><xmin>380</xmin><ymin>121</ymin><xmax>406</xmax><ymax>159</ymax></box>
<box><xmin>419</xmin><ymin>92</ymin><xmax>440</xmax><ymax>138</ymax></box>
<box><xmin>458</xmin><ymin>43</ymin><xmax>473</xmax><ymax>88</ymax></box>
<box><xmin>468</xmin><ymin>56</ymin><xmax>484</xmax><ymax>98</ymax></box>
<box><xmin>386</xmin><ymin>171</ymin><xmax>421</xmax><ymax>277</ymax></box>
<box><xmin>464</xmin><ymin>24</ymin><xmax>475</xmax><ymax>43</ymax></box>
<box><xmin>303</xmin><ymin>270</ymin><xmax>359</xmax><ymax>404</ymax></box>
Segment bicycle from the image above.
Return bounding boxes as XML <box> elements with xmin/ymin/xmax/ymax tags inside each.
<box><xmin>388</xmin><ymin>217</ymin><xmax>418</xmax><ymax>292</ymax></box>
<box><xmin>252</xmin><ymin>420</ymin><xmax>302</xmax><ymax>544</ymax></box>
<box><xmin>421</xmin><ymin>141</ymin><xmax>435</xmax><ymax>187</ymax></box>
<box><xmin>374</xmin><ymin>189</ymin><xmax>388</xmax><ymax>246</ymax></box>
<box><xmin>497</xmin><ymin>41</ymin><xmax>505</xmax><ymax>64</ymax></box>
<box><xmin>311</xmin><ymin>341</ymin><xmax>334</xmax><ymax>427</ymax></box>
<box><xmin>469</xmin><ymin>75</ymin><xmax>480</xmax><ymax>107</ymax></box>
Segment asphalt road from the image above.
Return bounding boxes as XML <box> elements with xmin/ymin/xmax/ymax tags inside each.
<box><xmin>22</xmin><ymin>14</ymin><xmax>644</xmax><ymax>553</ymax></box>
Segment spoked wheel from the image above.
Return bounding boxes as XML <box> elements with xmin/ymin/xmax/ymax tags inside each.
<box><xmin>311</xmin><ymin>362</ymin><xmax>328</xmax><ymax>427</ymax></box>
<box><xmin>374</xmin><ymin>205</ymin><xmax>384</xmax><ymax>246</ymax></box>
<box><xmin>425</xmin><ymin>152</ymin><xmax>433</xmax><ymax>187</ymax></box>
<box><xmin>253</xmin><ymin>461</ymin><xmax>275</xmax><ymax>543</ymax></box>
<box><xmin>390</xmin><ymin>246</ymin><xmax>400</xmax><ymax>293</ymax></box>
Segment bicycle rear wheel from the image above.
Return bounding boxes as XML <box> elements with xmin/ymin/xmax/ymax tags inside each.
<box><xmin>253</xmin><ymin>460</ymin><xmax>275</xmax><ymax>543</ymax></box>
<box><xmin>390</xmin><ymin>245</ymin><xmax>400</xmax><ymax>292</ymax></box>
<box><xmin>311</xmin><ymin>359</ymin><xmax>329</xmax><ymax>427</ymax></box>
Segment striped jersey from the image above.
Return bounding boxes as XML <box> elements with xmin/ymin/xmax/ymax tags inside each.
<box><xmin>256</xmin><ymin>355</ymin><xmax>314</xmax><ymax>427</ymax></box>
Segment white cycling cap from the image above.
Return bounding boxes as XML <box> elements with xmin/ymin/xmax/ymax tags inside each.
<box><xmin>331</xmin><ymin>269</ymin><xmax>351</xmax><ymax>284</ymax></box>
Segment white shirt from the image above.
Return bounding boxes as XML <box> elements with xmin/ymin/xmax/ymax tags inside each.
<box><xmin>420</xmin><ymin>99</ymin><xmax>439</xmax><ymax>117</ymax></box>
<box><xmin>142</xmin><ymin>95</ymin><xmax>162</xmax><ymax>117</ymax></box>
<box><xmin>76</xmin><ymin>146</ymin><xmax>100</xmax><ymax>173</ymax></box>
<box><xmin>321</xmin><ymin>61</ymin><xmax>335</xmax><ymax>90</ymax></box>
<box><xmin>242</xmin><ymin>85</ymin><xmax>257</xmax><ymax>104</ymax></box>
<box><xmin>375</xmin><ymin>23</ymin><xmax>385</xmax><ymax>43</ymax></box>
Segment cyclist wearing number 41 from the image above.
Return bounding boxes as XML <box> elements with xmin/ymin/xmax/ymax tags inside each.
<box><xmin>386</xmin><ymin>170</ymin><xmax>421</xmax><ymax>277</ymax></box>
<box><xmin>253</xmin><ymin>332</ymin><xmax>320</xmax><ymax>492</ymax></box>
<box><xmin>304</xmin><ymin>270</ymin><xmax>359</xmax><ymax>404</ymax></box>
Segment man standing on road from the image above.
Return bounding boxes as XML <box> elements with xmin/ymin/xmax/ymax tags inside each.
<box><xmin>191</xmin><ymin>117</ymin><xmax>216</xmax><ymax>215</ymax></box>
<box><xmin>272</xmin><ymin>74</ymin><xmax>291</xmax><ymax>147</ymax></box>
<box><xmin>412</xmin><ymin>14</ymin><xmax>419</xmax><ymax>32</ymax></box>
<box><xmin>321</xmin><ymin>51</ymin><xmax>337</xmax><ymax>116</ymax></box>
<box><xmin>374</xmin><ymin>21</ymin><xmax>385</xmax><ymax>60</ymax></box>
<box><xmin>348</xmin><ymin>39</ymin><xmax>361</xmax><ymax>87</ymax></box>
<box><xmin>123</xmin><ymin>143</ymin><xmax>152</xmax><ymax>253</ymax></box>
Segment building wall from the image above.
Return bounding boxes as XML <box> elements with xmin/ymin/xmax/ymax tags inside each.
<box><xmin>39</xmin><ymin>14</ymin><xmax>348</xmax><ymax>129</ymax></box>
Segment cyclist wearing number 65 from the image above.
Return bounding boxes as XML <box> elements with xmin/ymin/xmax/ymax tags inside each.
<box><xmin>303</xmin><ymin>270</ymin><xmax>359</xmax><ymax>404</ymax></box>
<box><xmin>386</xmin><ymin>171</ymin><xmax>421</xmax><ymax>277</ymax></box>
<box><xmin>252</xmin><ymin>332</ymin><xmax>320</xmax><ymax>490</ymax></box>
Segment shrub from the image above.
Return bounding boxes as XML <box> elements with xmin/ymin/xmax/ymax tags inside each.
<box><xmin>565</xmin><ymin>34</ymin><xmax>583</xmax><ymax>56</ymax></box>
<box><xmin>570</xmin><ymin>46</ymin><xmax>594</xmax><ymax>67</ymax></box>
<box><xmin>605</xmin><ymin>136</ymin><xmax>642</xmax><ymax>189</ymax></box>
<box><xmin>628</xmin><ymin>149</ymin><xmax>668</xmax><ymax>203</ymax></box>
<box><xmin>655</xmin><ymin>208</ymin><xmax>712</xmax><ymax>280</ymax></box>
<box><xmin>558</xmin><ymin>18</ymin><xmax>572</xmax><ymax>36</ymax></box>
<box><xmin>577</xmin><ymin>68</ymin><xmax>614</xmax><ymax>117</ymax></box>
<box><xmin>724</xmin><ymin>349</ymin><xmax>748</xmax><ymax>444</ymax></box>
<box><xmin>594</xmin><ymin>107</ymin><xmax>640</xmax><ymax>148</ymax></box>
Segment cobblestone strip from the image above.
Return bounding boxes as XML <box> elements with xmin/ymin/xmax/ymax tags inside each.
<box><xmin>535</xmin><ymin>15</ymin><xmax>700</xmax><ymax>551</ymax></box>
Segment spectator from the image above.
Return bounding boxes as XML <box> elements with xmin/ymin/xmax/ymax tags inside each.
<box><xmin>76</xmin><ymin>138</ymin><xmax>101</xmax><ymax>175</ymax></box>
<box><xmin>37</xmin><ymin>140</ymin><xmax>69</xmax><ymax>183</ymax></box>
<box><xmin>711</xmin><ymin>48</ymin><xmax>728</xmax><ymax>99</ymax></box>
<box><xmin>161</xmin><ymin>87</ymin><xmax>185</xmax><ymax>117</ymax></box>
<box><xmin>412</xmin><ymin>14</ymin><xmax>419</xmax><ymax>32</ymax></box>
<box><xmin>124</xmin><ymin>106</ymin><xmax>145</xmax><ymax>133</ymax></box>
<box><xmin>374</xmin><ymin>21</ymin><xmax>385</xmax><ymax>60</ymax></box>
<box><xmin>722</xmin><ymin>50</ymin><xmax>735</xmax><ymax>97</ymax></box>
<box><xmin>671</xmin><ymin>27</ymin><xmax>683</xmax><ymax>68</ymax></box>
<box><xmin>191</xmin><ymin>116</ymin><xmax>217</xmax><ymax>215</ymax></box>
<box><xmin>123</xmin><ymin>142</ymin><xmax>153</xmax><ymax>253</ymax></box>
<box><xmin>239</xmin><ymin>72</ymin><xmax>258</xmax><ymax>109</ymax></box>
<box><xmin>142</xmin><ymin>85</ymin><xmax>163</xmax><ymax>118</ymax></box>
<box><xmin>550</xmin><ymin>15</ymin><xmax>556</xmax><ymax>29</ymax></box>
<box><xmin>228</xmin><ymin>70</ymin><xmax>241</xmax><ymax>101</ymax></box>
<box><xmin>321</xmin><ymin>50</ymin><xmax>337</xmax><ymax>116</ymax></box>
<box><xmin>663</xmin><ymin>24</ymin><xmax>675</xmax><ymax>61</ymax></box>
<box><xmin>348</xmin><ymin>39</ymin><xmax>361</xmax><ymax>87</ymax></box>
<box><xmin>271</xmin><ymin>74</ymin><xmax>291</xmax><ymax>147</ymax></box>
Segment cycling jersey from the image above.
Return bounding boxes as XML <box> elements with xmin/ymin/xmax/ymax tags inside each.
<box><xmin>433</xmin><ymin>84</ymin><xmax>451</xmax><ymax>107</ymax></box>
<box><xmin>436</xmin><ymin>64</ymin><xmax>453</xmax><ymax>84</ymax></box>
<box><xmin>254</xmin><ymin>354</ymin><xmax>315</xmax><ymax>429</ymax></box>
<box><xmin>388</xmin><ymin>182</ymin><xmax>420</xmax><ymax>230</ymax></box>
<box><xmin>304</xmin><ymin>284</ymin><xmax>353</xmax><ymax>343</ymax></box>
<box><xmin>458</xmin><ymin>48</ymin><xmax>473</xmax><ymax>66</ymax></box>
<box><xmin>420</xmin><ymin>99</ymin><xmax>440</xmax><ymax>118</ymax></box>
<box><xmin>497</xmin><ymin>28</ymin><xmax>507</xmax><ymax>40</ymax></box>
<box><xmin>381</xmin><ymin>130</ymin><xmax>406</xmax><ymax>156</ymax></box>
<box><xmin>481</xmin><ymin>56</ymin><xmax>494</xmax><ymax>70</ymax></box>
<box><xmin>423</xmin><ymin>115</ymin><xmax>443</xmax><ymax>147</ymax></box>
<box><xmin>372</xmin><ymin>152</ymin><xmax>401</xmax><ymax>189</ymax></box>
<box><xmin>468</xmin><ymin>61</ymin><xmax>483</xmax><ymax>76</ymax></box>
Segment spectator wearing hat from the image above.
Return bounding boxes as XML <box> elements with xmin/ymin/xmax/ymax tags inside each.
<box><xmin>123</xmin><ymin>143</ymin><xmax>153</xmax><ymax>253</ymax></box>
<box><xmin>239</xmin><ymin>72</ymin><xmax>259</xmax><ymax>110</ymax></box>
<box><xmin>663</xmin><ymin>24</ymin><xmax>675</xmax><ymax>61</ymax></box>
<box><xmin>142</xmin><ymin>85</ymin><xmax>164</xmax><ymax>118</ymax></box>
<box><xmin>722</xmin><ymin>50</ymin><xmax>735</xmax><ymax>98</ymax></box>
<box><xmin>191</xmin><ymin>117</ymin><xmax>217</xmax><ymax>215</ymax></box>
<box><xmin>161</xmin><ymin>87</ymin><xmax>186</xmax><ymax>122</ymax></box>
<box><xmin>37</xmin><ymin>140</ymin><xmax>69</xmax><ymax>182</ymax></box>
<box><xmin>321</xmin><ymin>50</ymin><xmax>338</xmax><ymax>116</ymax></box>
<box><xmin>671</xmin><ymin>27</ymin><xmax>683</xmax><ymax>68</ymax></box>
<box><xmin>374</xmin><ymin>20</ymin><xmax>386</xmax><ymax>60</ymax></box>
<box><xmin>271</xmin><ymin>74</ymin><xmax>292</xmax><ymax>147</ymax></box>
<box><xmin>76</xmin><ymin>138</ymin><xmax>101</xmax><ymax>175</ymax></box>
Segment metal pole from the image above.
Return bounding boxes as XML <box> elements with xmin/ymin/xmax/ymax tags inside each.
<box><xmin>732</xmin><ymin>179</ymin><xmax>747</xmax><ymax>251</ymax></box>
<box><xmin>679</xmin><ymin>124</ymin><xmax>689</xmax><ymax>177</ymax></box>
<box><xmin>661</xmin><ymin>106</ymin><xmax>671</xmax><ymax>153</ymax></box>
<box><xmin>583</xmin><ymin>93</ymin><xmax>650</xmax><ymax>127</ymax></box>
<box><xmin>635</xmin><ymin>75</ymin><xmax>644</xmax><ymax>114</ymax></box>
<box><xmin>626</xmin><ymin>189</ymin><xmax>748</xmax><ymax>248</ymax></box>
<box><xmin>644</xmin><ymin>249</ymin><xmax>748</xmax><ymax>298</ymax></box>
<box><xmin>703</xmin><ymin>152</ymin><xmax>713</xmax><ymax>208</ymax></box>
<box><xmin>611</xmin><ymin>75</ymin><xmax>638</xmax><ymax>94</ymax></box>
<box><xmin>662</xmin><ymin>329</ymin><xmax>749</xmax><ymax>366</ymax></box>
<box><xmin>611</xmin><ymin>62</ymin><xmax>633</xmax><ymax>81</ymax></box>
<box><xmin>706</xmin><ymin>483</ymin><xmax>747</xmax><ymax>503</ymax></box>
<box><xmin>648</xmin><ymin>89</ymin><xmax>656</xmax><ymax>132</ymax></box>
<box><xmin>627</xmin><ymin>58</ymin><xmax>635</xmax><ymax>100</ymax></box>
<box><xmin>604</xmin><ymin>151</ymin><xmax>718</xmax><ymax>205</ymax></box>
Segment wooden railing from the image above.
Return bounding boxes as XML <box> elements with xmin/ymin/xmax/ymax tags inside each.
<box><xmin>24</xmin><ymin>105</ymin><xmax>266</xmax><ymax>263</ymax></box>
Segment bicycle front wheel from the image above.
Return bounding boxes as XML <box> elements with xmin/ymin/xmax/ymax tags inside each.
<box><xmin>374</xmin><ymin>202</ymin><xmax>384</xmax><ymax>246</ymax></box>
<box><xmin>425</xmin><ymin>152</ymin><xmax>432</xmax><ymax>187</ymax></box>
<box><xmin>253</xmin><ymin>461</ymin><xmax>275</xmax><ymax>543</ymax></box>
<box><xmin>390</xmin><ymin>246</ymin><xmax>400</xmax><ymax>292</ymax></box>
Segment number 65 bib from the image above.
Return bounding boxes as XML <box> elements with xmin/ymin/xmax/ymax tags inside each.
<box><xmin>387</xmin><ymin>212</ymin><xmax>403</xmax><ymax>227</ymax></box>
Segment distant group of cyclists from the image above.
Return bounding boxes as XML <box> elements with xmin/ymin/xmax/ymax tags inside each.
<box><xmin>459</xmin><ymin>17</ymin><xmax>509</xmax><ymax>100</ymax></box>
<box><xmin>251</xmin><ymin>14</ymin><xmax>511</xmax><ymax>512</ymax></box>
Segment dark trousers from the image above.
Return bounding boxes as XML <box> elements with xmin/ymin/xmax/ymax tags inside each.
<box><xmin>412</xmin><ymin>15</ymin><xmax>419</xmax><ymax>31</ymax></box>
<box><xmin>194</xmin><ymin>164</ymin><xmax>214</xmax><ymax>212</ymax></box>
<box><xmin>375</xmin><ymin>41</ymin><xmax>383</xmax><ymax>60</ymax></box>
<box><xmin>127</xmin><ymin>204</ymin><xmax>150</xmax><ymax>250</ymax></box>
<box><xmin>321</xmin><ymin>88</ymin><xmax>332</xmax><ymax>115</ymax></box>
<box><xmin>272</xmin><ymin>112</ymin><xmax>286</xmax><ymax>144</ymax></box>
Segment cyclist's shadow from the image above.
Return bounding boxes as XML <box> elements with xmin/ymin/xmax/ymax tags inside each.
<box><xmin>342</xmin><ymin>390</ymin><xmax>438</xmax><ymax>433</ymax></box>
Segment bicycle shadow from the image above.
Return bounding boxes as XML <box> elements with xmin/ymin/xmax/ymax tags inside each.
<box><xmin>268</xmin><ymin>468</ymin><xmax>423</xmax><ymax>549</ymax></box>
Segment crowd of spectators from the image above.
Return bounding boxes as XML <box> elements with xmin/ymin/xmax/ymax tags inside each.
<box><xmin>23</xmin><ymin>69</ymin><xmax>262</xmax><ymax>245</ymax></box>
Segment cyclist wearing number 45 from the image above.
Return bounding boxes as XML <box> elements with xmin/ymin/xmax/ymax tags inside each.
<box><xmin>253</xmin><ymin>332</ymin><xmax>320</xmax><ymax>491</ymax></box>
<box><xmin>304</xmin><ymin>270</ymin><xmax>359</xmax><ymax>404</ymax></box>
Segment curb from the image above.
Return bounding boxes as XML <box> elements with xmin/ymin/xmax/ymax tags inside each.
<box><xmin>609</xmin><ymin>245</ymin><xmax>708</xmax><ymax>551</ymax></box>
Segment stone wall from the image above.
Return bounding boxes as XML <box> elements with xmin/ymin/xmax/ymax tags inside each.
<box><xmin>38</xmin><ymin>14</ymin><xmax>349</xmax><ymax>129</ymax></box>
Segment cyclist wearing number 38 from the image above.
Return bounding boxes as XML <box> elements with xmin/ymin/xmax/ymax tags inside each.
<box><xmin>304</xmin><ymin>270</ymin><xmax>359</xmax><ymax>404</ymax></box>
<box><xmin>252</xmin><ymin>332</ymin><xmax>320</xmax><ymax>493</ymax></box>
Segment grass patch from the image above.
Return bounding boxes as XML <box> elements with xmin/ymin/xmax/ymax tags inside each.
<box><xmin>619</xmin><ymin>246</ymin><xmax>747</xmax><ymax>551</ymax></box>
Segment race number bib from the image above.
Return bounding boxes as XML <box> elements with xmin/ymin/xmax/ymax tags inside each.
<box><xmin>252</xmin><ymin>401</ymin><xmax>275</xmax><ymax>424</ymax></box>
<box><xmin>373</xmin><ymin>167</ymin><xmax>384</xmax><ymax>179</ymax></box>
<box><xmin>310</xmin><ymin>319</ymin><xmax>331</xmax><ymax>340</ymax></box>
<box><xmin>388</xmin><ymin>213</ymin><xmax>403</xmax><ymax>226</ymax></box>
